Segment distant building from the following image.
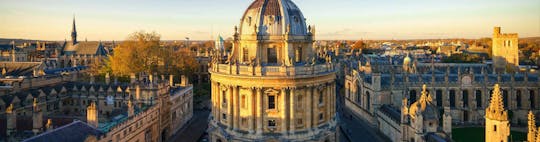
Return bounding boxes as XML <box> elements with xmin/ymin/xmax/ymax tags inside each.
<box><xmin>57</xmin><ymin>17</ymin><xmax>108</xmax><ymax>68</ymax></box>
<box><xmin>343</xmin><ymin>54</ymin><xmax>539</xmax><ymax>141</ymax></box>
<box><xmin>492</xmin><ymin>27</ymin><xmax>519</xmax><ymax>72</ymax></box>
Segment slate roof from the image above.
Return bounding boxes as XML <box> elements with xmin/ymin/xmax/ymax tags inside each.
<box><xmin>23</xmin><ymin>121</ymin><xmax>101</xmax><ymax>142</ymax></box>
<box><xmin>1</xmin><ymin>62</ymin><xmax>42</xmax><ymax>76</ymax></box>
<box><xmin>62</xmin><ymin>41</ymin><xmax>107</xmax><ymax>56</ymax></box>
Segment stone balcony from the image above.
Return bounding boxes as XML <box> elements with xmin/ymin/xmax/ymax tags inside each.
<box><xmin>210</xmin><ymin>62</ymin><xmax>335</xmax><ymax>78</ymax></box>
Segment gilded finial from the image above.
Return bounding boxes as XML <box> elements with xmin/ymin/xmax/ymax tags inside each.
<box><xmin>6</xmin><ymin>104</ymin><xmax>13</xmax><ymax>113</ymax></box>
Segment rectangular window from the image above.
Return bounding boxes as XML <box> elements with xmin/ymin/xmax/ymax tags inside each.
<box><xmin>222</xmin><ymin>113</ymin><xmax>227</xmax><ymax>120</ymax></box>
<box><xmin>268</xmin><ymin>95</ymin><xmax>276</xmax><ymax>109</ymax></box>
<box><xmin>241</xmin><ymin>95</ymin><xmax>246</xmax><ymax>109</ymax></box>
<box><xmin>241</xmin><ymin>118</ymin><xmax>247</xmax><ymax>126</ymax></box>
<box><xmin>297</xmin><ymin>118</ymin><xmax>303</xmax><ymax>125</ymax></box>
<box><xmin>267</xmin><ymin>48</ymin><xmax>277</xmax><ymax>64</ymax></box>
<box><xmin>449</xmin><ymin>90</ymin><xmax>456</xmax><ymax>107</ymax></box>
<box><xmin>297</xmin><ymin>95</ymin><xmax>303</xmax><ymax>109</ymax></box>
<box><xmin>222</xmin><ymin>91</ymin><xmax>227</xmax><ymax>106</ymax></box>
<box><xmin>268</xmin><ymin>120</ymin><xmax>276</xmax><ymax>127</ymax></box>
<box><xmin>319</xmin><ymin>113</ymin><xmax>324</xmax><ymax>121</ymax></box>
<box><xmin>243</xmin><ymin>48</ymin><xmax>249</xmax><ymax>62</ymax></box>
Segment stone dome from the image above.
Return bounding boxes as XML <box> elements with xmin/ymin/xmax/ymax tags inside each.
<box><xmin>239</xmin><ymin>0</ymin><xmax>308</xmax><ymax>36</ymax></box>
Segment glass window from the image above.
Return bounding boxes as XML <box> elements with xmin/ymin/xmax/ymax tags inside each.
<box><xmin>268</xmin><ymin>120</ymin><xmax>276</xmax><ymax>127</ymax></box>
<box><xmin>268</xmin><ymin>95</ymin><xmax>276</xmax><ymax>109</ymax></box>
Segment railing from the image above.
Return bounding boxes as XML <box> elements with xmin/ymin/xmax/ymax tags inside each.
<box><xmin>210</xmin><ymin>62</ymin><xmax>335</xmax><ymax>77</ymax></box>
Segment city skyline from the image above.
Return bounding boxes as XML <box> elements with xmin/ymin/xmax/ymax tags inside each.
<box><xmin>0</xmin><ymin>0</ymin><xmax>539</xmax><ymax>41</ymax></box>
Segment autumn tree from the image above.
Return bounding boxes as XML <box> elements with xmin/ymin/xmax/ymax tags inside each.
<box><xmin>109</xmin><ymin>31</ymin><xmax>198</xmax><ymax>77</ymax></box>
<box><xmin>351</xmin><ymin>40</ymin><xmax>365</xmax><ymax>49</ymax></box>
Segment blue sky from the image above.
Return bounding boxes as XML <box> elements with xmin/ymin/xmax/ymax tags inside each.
<box><xmin>0</xmin><ymin>0</ymin><xmax>538</xmax><ymax>40</ymax></box>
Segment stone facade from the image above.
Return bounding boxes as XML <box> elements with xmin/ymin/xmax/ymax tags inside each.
<box><xmin>343</xmin><ymin>54</ymin><xmax>540</xmax><ymax>141</ymax></box>
<box><xmin>1</xmin><ymin>73</ymin><xmax>193</xmax><ymax>142</ymax></box>
<box><xmin>492</xmin><ymin>27</ymin><xmax>519</xmax><ymax>72</ymax></box>
<box><xmin>208</xmin><ymin>0</ymin><xmax>337</xmax><ymax>141</ymax></box>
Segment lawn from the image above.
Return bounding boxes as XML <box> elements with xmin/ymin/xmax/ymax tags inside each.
<box><xmin>452</xmin><ymin>127</ymin><xmax>526</xmax><ymax>142</ymax></box>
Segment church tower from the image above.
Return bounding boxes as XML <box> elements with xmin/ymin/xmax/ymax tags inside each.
<box><xmin>492</xmin><ymin>27</ymin><xmax>519</xmax><ymax>72</ymax></box>
<box><xmin>528</xmin><ymin>111</ymin><xmax>537</xmax><ymax>142</ymax></box>
<box><xmin>32</xmin><ymin>98</ymin><xmax>43</xmax><ymax>135</ymax></box>
<box><xmin>71</xmin><ymin>16</ymin><xmax>78</xmax><ymax>45</ymax></box>
<box><xmin>485</xmin><ymin>84</ymin><xmax>510</xmax><ymax>142</ymax></box>
<box><xmin>87</xmin><ymin>102</ymin><xmax>98</xmax><ymax>128</ymax></box>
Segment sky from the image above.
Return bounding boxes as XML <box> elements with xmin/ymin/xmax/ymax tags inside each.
<box><xmin>0</xmin><ymin>0</ymin><xmax>539</xmax><ymax>41</ymax></box>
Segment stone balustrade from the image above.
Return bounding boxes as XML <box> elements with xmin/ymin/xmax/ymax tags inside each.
<box><xmin>211</xmin><ymin>62</ymin><xmax>335</xmax><ymax>77</ymax></box>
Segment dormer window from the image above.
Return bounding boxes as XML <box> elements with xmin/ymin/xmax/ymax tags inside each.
<box><xmin>247</xmin><ymin>17</ymin><xmax>252</xmax><ymax>26</ymax></box>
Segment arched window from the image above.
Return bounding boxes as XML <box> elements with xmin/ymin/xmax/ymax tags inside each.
<box><xmin>436</xmin><ymin>90</ymin><xmax>443</xmax><ymax>107</ymax></box>
<box><xmin>295</xmin><ymin>47</ymin><xmax>302</xmax><ymax>63</ymax></box>
<box><xmin>366</xmin><ymin>91</ymin><xmax>371</xmax><ymax>110</ymax></box>
<box><xmin>409</xmin><ymin>90</ymin><xmax>417</xmax><ymax>103</ymax></box>
<box><xmin>449</xmin><ymin>90</ymin><xmax>456</xmax><ymax>108</ymax></box>
<box><xmin>516</xmin><ymin>90</ymin><xmax>522</xmax><ymax>109</ymax></box>
<box><xmin>530</xmin><ymin>90</ymin><xmax>536</xmax><ymax>109</ymax></box>
<box><xmin>503</xmin><ymin>90</ymin><xmax>508</xmax><ymax>109</ymax></box>
<box><xmin>475</xmin><ymin>90</ymin><xmax>482</xmax><ymax>108</ymax></box>
<box><xmin>356</xmin><ymin>91</ymin><xmax>361</xmax><ymax>104</ymax></box>
<box><xmin>462</xmin><ymin>90</ymin><xmax>469</xmax><ymax>108</ymax></box>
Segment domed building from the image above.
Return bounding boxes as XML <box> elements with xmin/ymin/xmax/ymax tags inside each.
<box><xmin>208</xmin><ymin>0</ymin><xmax>337</xmax><ymax>141</ymax></box>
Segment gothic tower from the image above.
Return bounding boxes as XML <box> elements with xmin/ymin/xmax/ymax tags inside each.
<box><xmin>492</xmin><ymin>27</ymin><xmax>519</xmax><ymax>72</ymax></box>
<box><xmin>32</xmin><ymin>98</ymin><xmax>43</xmax><ymax>135</ymax></box>
<box><xmin>485</xmin><ymin>84</ymin><xmax>510</xmax><ymax>142</ymax></box>
<box><xmin>71</xmin><ymin>16</ymin><xmax>78</xmax><ymax>44</ymax></box>
<box><xmin>87</xmin><ymin>102</ymin><xmax>99</xmax><ymax>128</ymax></box>
<box><xmin>528</xmin><ymin>111</ymin><xmax>537</xmax><ymax>142</ymax></box>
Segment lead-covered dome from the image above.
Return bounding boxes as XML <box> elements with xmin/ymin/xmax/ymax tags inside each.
<box><xmin>239</xmin><ymin>0</ymin><xmax>308</xmax><ymax>36</ymax></box>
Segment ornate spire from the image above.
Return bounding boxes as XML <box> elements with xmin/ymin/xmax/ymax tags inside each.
<box><xmin>33</xmin><ymin>98</ymin><xmax>39</xmax><ymax>112</ymax></box>
<box><xmin>486</xmin><ymin>84</ymin><xmax>508</xmax><ymax>121</ymax></box>
<box><xmin>528</xmin><ymin>111</ymin><xmax>537</xmax><ymax>142</ymax></box>
<box><xmin>537</xmin><ymin>127</ymin><xmax>540</xmax><ymax>142</ymax></box>
<box><xmin>46</xmin><ymin>119</ymin><xmax>53</xmax><ymax>132</ymax></box>
<box><xmin>419</xmin><ymin>84</ymin><xmax>431</xmax><ymax>103</ymax></box>
<box><xmin>71</xmin><ymin>16</ymin><xmax>77</xmax><ymax>44</ymax></box>
<box><xmin>6</xmin><ymin>104</ymin><xmax>13</xmax><ymax>113</ymax></box>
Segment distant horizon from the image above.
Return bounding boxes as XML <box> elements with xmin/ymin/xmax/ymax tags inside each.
<box><xmin>2</xmin><ymin>36</ymin><xmax>540</xmax><ymax>42</ymax></box>
<box><xmin>1</xmin><ymin>0</ymin><xmax>539</xmax><ymax>41</ymax></box>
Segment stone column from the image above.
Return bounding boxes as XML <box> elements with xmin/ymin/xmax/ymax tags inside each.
<box><xmin>215</xmin><ymin>83</ymin><xmax>220</xmax><ymax>121</ymax></box>
<box><xmin>289</xmin><ymin>87</ymin><xmax>296</xmax><ymax>134</ymax></box>
<box><xmin>281</xmin><ymin>88</ymin><xmax>289</xmax><ymax>135</ymax></box>
<box><xmin>227</xmin><ymin>85</ymin><xmax>233</xmax><ymax>130</ymax></box>
<box><xmin>309</xmin><ymin>86</ymin><xmax>320</xmax><ymax>128</ymax></box>
<box><xmin>249</xmin><ymin>88</ymin><xmax>255</xmax><ymax>134</ymax></box>
<box><xmin>233</xmin><ymin>86</ymin><xmax>240</xmax><ymax>130</ymax></box>
<box><xmin>256</xmin><ymin>88</ymin><xmax>263</xmax><ymax>135</ymax></box>
<box><xmin>332</xmin><ymin>83</ymin><xmax>336</xmax><ymax>119</ymax></box>
<box><xmin>326</xmin><ymin>85</ymin><xmax>331</xmax><ymax>122</ymax></box>
<box><xmin>307</xmin><ymin>86</ymin><xmax>314</xmax><ymax>130</ymax></box>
